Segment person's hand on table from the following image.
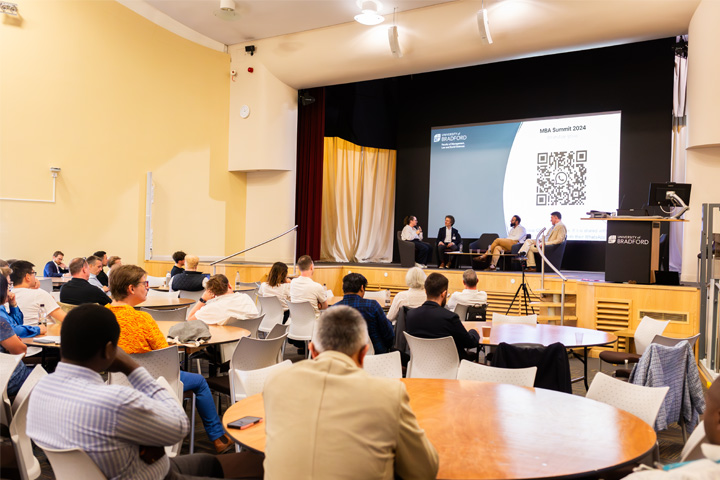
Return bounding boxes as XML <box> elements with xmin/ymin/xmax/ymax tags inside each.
<box><xmin>108</xmin><ymin>348</ymin><xmax>140</xmax><ymax>377</ymax></box>
<box><xmin>38</xmin><ymin>325</ymin><xmax>47</xmax><ymax>335</ymax></box>
<box><xmin>438</xmin><ymin>241</ymin><xmax>445</xmax><ymax>246</ymax></box>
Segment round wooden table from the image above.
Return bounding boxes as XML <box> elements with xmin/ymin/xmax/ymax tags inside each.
<box><xmin>136</xmin><ymin>297</ymin><xmax>196</xmax><ymax>309</ymax></box>
<box><xmin>465</xmin><ymin>322</ymin><xmax>617</xmax><ymax>390</ymax></box>
<box><xmin>222</xmin><ymin>378</ymin><xmax>656</xmax><ymax>479</ymax></box>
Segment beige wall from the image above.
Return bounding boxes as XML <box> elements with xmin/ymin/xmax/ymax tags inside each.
<box><xmin>0</xmin><ymin>0</ymin><xmax>244</xmax><ymax>267</ymax></box>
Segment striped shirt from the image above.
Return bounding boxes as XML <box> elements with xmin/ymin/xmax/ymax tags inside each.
<box><xmin>26</xmin><ymin>362</ymin><xmax>189</xmax><ymax>480</ymax></box>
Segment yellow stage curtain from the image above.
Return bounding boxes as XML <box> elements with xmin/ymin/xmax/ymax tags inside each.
<box><xmin>320</xmin><ymin>137</ymin><xmax>396</xmax><ymax>263</ymax></box>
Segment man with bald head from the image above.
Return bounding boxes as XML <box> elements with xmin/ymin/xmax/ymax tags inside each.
<box><xmin>59</xmin><ymin>257</ymin><xmax>111</xmax><ymax>306</ymax></box>
<box><xmin>622</xmin><ymin>377</ymin><xmax>720</xmax><ymax>478</ymax></box>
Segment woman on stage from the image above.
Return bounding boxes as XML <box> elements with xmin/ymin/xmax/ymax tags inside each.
<box><xmin>401</xmin><ymin>215</ymin><xmax>432</xmax><ymax>268</ymax></box>
<box><xmin>436</xmin><ymin>215</ymin><xmax>462</xmax><ymax>269</ymax></box>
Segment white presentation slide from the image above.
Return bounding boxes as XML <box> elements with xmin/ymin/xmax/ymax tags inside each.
<box><xmin>428</xmin><ymin>112</ymin><xmax>622</xmax><ymax>241</ymax></box>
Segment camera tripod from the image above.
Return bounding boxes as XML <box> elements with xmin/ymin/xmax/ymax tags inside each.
<box><xmin>506</xmin><ymin>259</ymin><xmax>537</xmax><ymax>315</ymax></box>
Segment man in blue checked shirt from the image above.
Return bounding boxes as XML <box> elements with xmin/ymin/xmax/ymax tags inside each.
<box><xmin>331</xmin><ymin>273</ymin><xmax>394</xmax><ymax>354</ymax></box>
<box><xmin>26</xmin><ymin>304</ymin><xmax>264</xmax><ymax>480</ymax></box>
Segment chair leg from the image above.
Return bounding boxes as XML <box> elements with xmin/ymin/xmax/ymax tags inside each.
<box><xmin>189</xmin><ymin>393</ymin><xmax>196</xmax><ymax>454</ymax></box>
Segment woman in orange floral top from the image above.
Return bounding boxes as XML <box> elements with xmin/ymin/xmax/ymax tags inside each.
<box><xmin>107</xmin><ymin>264</ymin><xmax>233</xmax><ymax>454</ymax></box>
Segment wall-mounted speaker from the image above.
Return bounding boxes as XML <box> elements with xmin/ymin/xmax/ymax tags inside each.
<box><xmin>477</xmin><ymin>9</ymin><xmax>493</xmax><ymax>45</ymax></box>
<box><xmin>388</xmin><ymin>25</ymin><xmax>403</xmax><ymax>58</ymax></box>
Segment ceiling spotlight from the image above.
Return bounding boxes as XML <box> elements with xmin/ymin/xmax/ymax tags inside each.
<box><xmin>299</xmin><ymin>90</ymin><xmax>316</xmax><ymax>106</ymax></box>
<box><xmin>0</xmin><ymin>2</ymin><xmax>18</xmax><ymax>15</ymax></box>
<box><xmin>355</xmin><ymin>0</ymin><xmax>384</xmax><ymax>26</ymax></box>
<box><xmin>214</xmin><ymin>0</ymin><xmax>239</xmax><ymax>21</ymax></box>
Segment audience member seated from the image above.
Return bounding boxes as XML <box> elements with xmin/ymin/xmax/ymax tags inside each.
<box><xmin>446</xmin><ymin>269</ymin><xmax>488</xmax><ymax>312</ymax></box>
<box><xmin>387</xmin><ymin>267</ymin><xmax>427</xmax><ymax>321</ymax></box>
<box><xmin>474</xmin><ymin>215</ymin><xmax>526</xmax><ymax>271</ymax></box>
<box><xmin>263</xmin><ymin>305</ymin><xmax>439</xmax><ymax>479</ymax></box>
<box><xmin>43</xmin><ymin>250</ymin><xmax>69</xmax><ymax>277</ymax></box>
<box><xmin>26</xmin><ymin>304</ymin><xmax>264</xmax><ymax>479</ymax></box>
<box><xmin>106</xmin><ymin>265</ymin><xmax>234</xmax><ymax>454</ymax></box>
<box><xmin>289</xmin><ymin>255</ymin><xmax>327</xmax><ymax>315</ymax></box>
<box><xmin>0</xmin><ymin>275</ymin><xmax>32</xmax><ymax>396</ymax></box>
<box><xmin>107</xmin><ymin>255</ymin><xmax>122</xmax><ymax>279</ymax></box>
<box><xmin>187</xmin><ymin>274</ymin><xmax>258</xmax><ymax>324</ymax></box>
<box><xmin>406</xmin><ymin>272</ymin><xmax>480</xmax><ymax>361</ymax></box>
<box><xmin>622</xmin><ymin>376</ymin><xmax>720</xmax><ymax>479</ymax></box>
<box><xmin>401</xmin><ymin>215</ymin><xmax>432</xmax><ymax>269</ymax></box>
<box><xmin>87</xmin><ymin>255</ymin><xmax>110</xmax><ymax>292</ymax></box>
<box><xmin>10</xmin><ymin>260</ymin><xmax>66</xmax><ymax>324</ymax></box>
<box><xmin>93</xmin><ymin>250</ymin><xmax>109</xmax><ymax>287</ymax></box>
<box><xmin>1</xmin><ymin>269</ymin><xmax>45</xmax><ymax>338</ymax></box>
<box><xmin>171</xmin><ymin>250</ymin><xmax>186</xmax><ymax>277</ymax></box>
<box><xmin>59</xmin><ymin>257</ymin><xmax>112</xmax><ymax>306</ymax></box>
<box><xmin>169</xmin><ymin>255</ymin><xmax>206</xmax><ymax>292</ymax></box>
<box><xmin>331</xmin><ymin>273</ymin><xmax>394</xmax><ymax>354</ymax></box>
<box><xmin>436</xmin><ymin>215</ymin><xmax>462</xmax><ymax>269</ymax></box>
<box><xmin>258</xmin><ymin>262</ymin><xmax>291</xmax><ymax>323</ymax></box>
<box><xmin>518</xmin><ymin>211</ymin><xmax>567</xmax><ymax>272</ymax></box>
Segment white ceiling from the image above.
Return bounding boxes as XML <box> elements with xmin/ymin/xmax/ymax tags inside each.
<box><xmin>143</xmin><ymin>0</ymin><xmax>457</xmax><ymax>45</ymax></box>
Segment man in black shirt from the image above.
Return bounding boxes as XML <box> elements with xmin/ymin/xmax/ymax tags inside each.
<box><xmin>59</xmin><ymin>257</ymin><xmax>112</xmax><ymax>306</ymax></box>
<box><xmin>171</xmin><ymin>251</ymin><xmax>186</xmax><ymax>277</ymax></box>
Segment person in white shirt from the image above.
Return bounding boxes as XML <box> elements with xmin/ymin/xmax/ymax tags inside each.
<box><xmin>289</xmin><ymin>255</ymin><xmax>327</xmax><ymax>315</ymax></box>
<box><xmin>258</xmin><ymin>262</ymin><xmax>292</xmax><ymax>323</ymax></box>
<box><xmin>400</xmin><ymin>215</ymin><xmax>432</xmax><ymax>268</ymax></box>
<box><xmin>9</xmin><ymin>260</ymin><xmax>65</xmax><ymax>325</ymax></box>
<box><xmin>474</xmin><ymin>215</ymin><xmax>527</xmax><ymax>271</ymax></box>
<box><xmin>387</xmin><ymin>267</ymin><xmax>427</xmax><ymax>321</ymax></box>
<box><xmin>446</xmin><ymin>269</ymin><xmax>488</xmax><ymax>312</ymax></box>
<box><xmin>87</xmin><ymin>255</ymin><xmax>110</xmax><ymax>292</ymax></box>
<box><xmin>187</xmin><ymin>274</ymin><xmax>259</xmax><ymax>324</ymax></box>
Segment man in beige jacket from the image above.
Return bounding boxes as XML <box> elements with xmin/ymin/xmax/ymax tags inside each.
<box><xmin>518</xmin><ymin>211</ymin><xmax>567</xmax><ymax>271</ymax></box>
<box><xmin>262</xmin><ymin>305</ymin><xmax>439</xmax><ymax>480</ymax></box>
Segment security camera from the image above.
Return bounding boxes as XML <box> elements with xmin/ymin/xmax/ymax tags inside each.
<box><xmin>245</xmin><ymin>45</ymin><xmax>255</xmax><ymax>56</ymax></box>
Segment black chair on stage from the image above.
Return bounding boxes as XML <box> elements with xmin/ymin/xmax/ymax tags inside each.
<box><xmin>397</xmin><ymin>231</ymin><xmax>416</xmax><ymax>268</ymax></box>
<box><xmin>510</xmin><ymin>237</ymin><xmax>567</xmax><ymax>272</ymax></box>
<box><xmin>469</xmin><ymin>233</ymin><xmax>499</xmax><ymax>270</ymax></box>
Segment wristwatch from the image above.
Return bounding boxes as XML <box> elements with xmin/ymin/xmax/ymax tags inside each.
<box><xmin>199</xmin><ymin>298</ymin><xmax>207</xmax><ymax>303</ymax></box>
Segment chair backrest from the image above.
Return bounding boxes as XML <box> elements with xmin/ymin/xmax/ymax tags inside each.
<box><xmin>57</xmin><ymin>301</ymin><xmax>78</xmax><ymax>313</ymax></box>
<box><xmin>138</xmin><ymin>306</ymin><xmax>188</xmax><ymax>323</ymax></box>
<box><xmin>146</xmin><ymin>275</ymin><xmax>166</xmax><ymax>287</ymax></box>
<box><xmin>476</xmin><ymin>233</ymin><xmax>500</xmax><ymax>250</ymax></box>
<box><xmin>587</xmin><ymin>372</ymin><xmax>669</xmax><ymax>428</ymax></box>
<box><xmin>397</xmin><ymin>231</ymin><xmax>416</xmax><ymax>268</ymax></box>
<box><xmin>9</xmin><ymin>390</ymin><xmax>41</xmax><ymax>480</ymax></box>
<box><xmin>42</xmin><ymin>446</ymin><xmax>107</xmax><ymax>480</ymax></box>
<box><xmin>634</xmin><ymin>316</ymin><xmax>670</xmax><ymax>354</ymax></box>
<box><xmin>456</xmin><ymin>360</ymin><xmax>537</xmax><ymax>387</ymax></box>
<box><xmin>12</xmin><ymin>365</ymin><xmax>47</xmax><ymax>415</ymax></box>
<box><xmin>492</xmin><ymin>313</ymin><xmax>538</xmax><ymax>325</ymax></box>
<box><xmin>453</xmin><ymin>303</ymin><xmax>469</xmax><ymax>321</ymax></box>
<box><xmin>364</xmin><ymin>290</ymin><xmax>389</xmax><ymax>306</ymax></box>
<box><xmin>0</xmin><ymin>353</ymin><xmax>23</xmax><ymax>398</ymax></box>
<box><xmin>266</xmin><ymin>322</ymin><xmax>290</xmax><ymax>339</ymax></box>
<box><xmin>178</xmin><ymin>290</ymin><xmax>204</xmax><ymax>301</ymax></box>
<box><xmin>681</xmin><ymin>420</ymin><xmax>707</xmax><ymax>462</ymax></box>
<box><xmin>651</xmin><ymin>333</ymin><xmax>700</xmax><ymax>349</ymax></box>
<box><xmin>109</xmin><ymin>346</ymin><xmax>181</xmax><ymax>396</ymax></box>
<box><xmin>403</xmin><ymin>332</ymin><xmax>459</xmax><ymax>379</ymax></box>
<box><xmin>234</xmin><ymin>360</ymin><xmax>292</xmax><ymax>398</ymax></box>
<box><xmin>229</xmin><ymin>334</ymin><xmax>288</xmax><ymax>401</ymax></box>
<box><xmin>257</xmin><ymin>296</ymin><xmax>285</xmax><ymax>333</ymax></box>
<box><xmin>363</xmin><ymin>351</ymin><xmax>402</xmax><ymax>378</ymax></box>
<box><xmin>145</xmin><ymin>289</ymin><xmax>180</xmax><ymax>299</ymax></box>
<box><xmin>38</xmin><ymin>277</ymin><xmax>53</xmax><ymax>293</ymax></box>
<box><xmin>287</xmin><ymin>301</ymin><xmax>316</xmax><ymax>340</ymax></box>
<box><xmin>224</xmin><ymin>315</ymin><xmax>264</xmax><ymax>338</ymax></box>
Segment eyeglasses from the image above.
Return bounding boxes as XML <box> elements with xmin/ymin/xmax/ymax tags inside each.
<box><xmin>30</xmin><ymin>271</ymin><xmax>37</xmax><ymax>275</ymax></box>
<box><xmin>136</xmin><ymin>281</ymin><xmax>149</xmax><ymax>288</ymax></box>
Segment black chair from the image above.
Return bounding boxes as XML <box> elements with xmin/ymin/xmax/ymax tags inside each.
<box><xmin>470</xmin><ymin>233</ymin><xmax>499</xmax><ymax>270</ymax></box>
<box><xmin>511</xmin><ymin>237</ymin><xmax>567</xmax><ymax>272</ymax></box>
<box><xmin>397</xmin><ymin>231</ymin><xmax>416</xmax><ymax>268</ymax></box>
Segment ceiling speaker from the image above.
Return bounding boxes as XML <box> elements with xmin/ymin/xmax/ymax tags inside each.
<box><xmin>388</xmin><ymin>25</ymin><xmax>403</xmax><ymax>58</ymax></box>
<box><xmin>477</xmin><ymin>9</ymin><xmax>493</xmax><ymax>45</ymax></box>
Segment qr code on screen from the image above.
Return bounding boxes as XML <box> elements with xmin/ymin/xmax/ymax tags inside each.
<box><xmin>536</xmin><ymin>151</ymin><xmax>587</xmax><ymax>206</ymax></box>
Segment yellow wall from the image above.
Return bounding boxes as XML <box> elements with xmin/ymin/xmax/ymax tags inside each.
<box><xmin>0</xmin><ymin>0</ymin><xmax>243</xmax><ymax>267</ymax></box>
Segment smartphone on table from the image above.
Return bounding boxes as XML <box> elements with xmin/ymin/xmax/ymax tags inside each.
<box><xmin>227</xmin><ymin>416</ymin><xmax>263</xmax><ymax>430</ymax></box>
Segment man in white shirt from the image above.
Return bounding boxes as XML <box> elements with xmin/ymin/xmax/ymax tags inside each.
<box><xmin>9</xmin><ymin>260</ymin><xmax>65</xmax><ymax>325</ymax></box>
<box><xmin>446</xmin><ymin>269</ymin><xmax>488</xmax><ymax>313</ymax></box>
<box><xmin>87</xmin><ymin>255</ymin><xmax>110</xmax><ymax>292</ymax></box>
<box><xmin>289</xmin><ymin>255</ymin><xmax>328</xmax><ymax>315</ymax></box>
<box><xmin>187</xmin><ymin>274</ymin><xmax>258</xmax><ymax>324</ymax></box>
<box><xmin>474</xmin><ymin>215</ymin><xmax>527</xmax><ymax>271</ymax></box>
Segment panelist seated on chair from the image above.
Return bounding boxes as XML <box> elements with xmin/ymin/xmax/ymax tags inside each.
<box><xmin>517</xmin><ymin>211</ymin><xmax>567</xmax><ymax>272</ymax></box>
<box><xmin>401</xmin><ymin>215</ymin><xmax>432</xmax><ymax>268</ymax></box>
<box><xmin>263</xmin><ymin>305</ymin><xmax>439</xmax><ymax>480</ymax></box>
<box><xmin>106</xmin><ymin>264</ymin><xmax>235</xmax><ymax>454</ymax></box>
<box><xmin>446</xmin><ymin>269</ymin><xmax>487</xmax><ymax>313</ymax></box>
<box><xmin>168</xmin><ymin>255</ymin><xmax>207</xmax><ymax>292</ymax></box>
<box><xmin>406</xmin><ymin>272</ymin><xmax>480</xmax><ymax>361</ymax></box>
<box><xmin>59</xmin><ymin>257</ymin><xmax>112</xmax><ymax>306</ymax></box>
<box><xmin>622</xmin><ymin>376</ymin><xmax>720</xmax><ymax>479</ymax></box>
<box><xmin>187</xmin><ymin>274</ymin><xmax>258</xmax><ymax>324</ymax></box>
<box><xmin>26</xmin><ymin>304</ymin><xmax>264</xmax><ymax>480</ymax></box>
<box><xmin>474</xmin><ymin>215</ymin><xmax>526</xmax><ymax>271</ymax></box>
<box><xmin>436</xmin><ymin>215</ymin><xmax>462</xmax><ymax>269</ymax></box>
<box><xmin>331</xmin><ymin>273</ymin><xmax>394</xmax><ymax>354</ymax></box>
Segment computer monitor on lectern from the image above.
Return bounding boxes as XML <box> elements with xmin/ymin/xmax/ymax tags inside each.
<box><xmin>648</xmin><ymin>182</ymin><xmax>691</xmax><ymax>219</ymax></box>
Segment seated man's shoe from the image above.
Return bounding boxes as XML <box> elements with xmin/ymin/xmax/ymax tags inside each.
<box><xmin>525</xmin><ymin>267</ymin><xmax>537</xmax><ymax>272</ymax></box>
<box><xmin>213</xmin><ymin>434</ymin><xmax>234</xmax><ymax>454</ymax></box>
<box><xmin>439</xmin><ymin>262</ymin><xmax>445</xmax><ymax>269</ymax></box>
<box><xmin>517</xmin><ymin>252</ymin><xmax>527</xmax><ymax>259</ymax></box>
